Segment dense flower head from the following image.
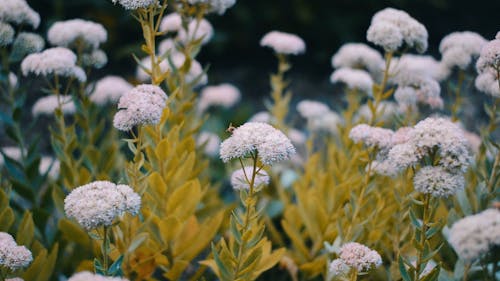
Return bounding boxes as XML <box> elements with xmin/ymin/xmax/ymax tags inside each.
<box><xmin>198</xmin><ymin>83</ymin><xmax>241</xmax><ymax>112</ymax></box>
<box><xmin>248</xmin><ymin>111</ymin><xmax>271</xmax><ymax>123</ymax></box>
<box><xmin>308</xmin><ymin>111</ymin><xmax>343</xmax><ymax>135</ymax></box>
<box><xmin>196</xmin><ymin>132</ymin><xmax>221</xmax><ymax>157</ymax></box>
<box><xmin>81</xmin><ymin>49</ymin><xmax>108</xmax><ymax>69</ymax></box>
<box><xmin>188</xmin><ymin>0</ymin><xmax>237</xmax><ymax>15</ymax></box>
<box><xmin>476</xmin><ymin>39</ymin><xmax>500</xmax><ymax>73</ymax></box>
<box><xmin>111</xmin><ymin>0</ymin><xmax>159</xmax><ymax>10</ymax></box>
<box><xmin>449</xmin><ymin>209</ymin><xmax>500</xmax><ymax>261</ymax></box>
<box><xmin>475</xmin><ymin>69</ymin><xmax>500</xmax><ymax>97</ymax></box>
<box><xmin>367</xmin><ymin>8</ymin><xmax>428</xmax><ymax>53</ymax></box>
<box><xmin>328</xmin><ymin>259</ymin><xmax>350</xmax><ymax>276</ymax></box>
<box><xmin>220</xmin><ymin>122</ymin><xmax>296</xmax><ymax>165</ymax></box>
<box><xmin>287</xmin><ymin>129</ymin><xmax>307</xmax><ymax>146</ymax></box>
<box><xmin>0</xmin><ymin>232</ymin><xmax>33</xmax><ymax>270</ymax></box>
<box><xmin>113</xmin><ymin>84</ymin><xmax>168</xmax><ymax>131</ymax></box>
<box><xmin>331</xmin><ymin>43</ymin><xmax>384</xmax><ymax>75</ymax></box>
<box><xmin>64</xmin><ymin>181</ymin><xmax>141</xmax><ymax>230</ymax></box>
<box><xmin>338</xmin><ymin>242</ymin><xmax>382</xmax><ymax>273</ymax></box>
<box><xmin>230</xmin><ymin>166</ymin><xmax>270</xmax><ymax>190</ymax></box>
<box><xmin>413</xmin><ymin>166</ymin><xmax>465</xmax><ymax>197</ymax></box>
<box><xmin>178</xmin><ymin>18</ymin><xmax>214</xmax><ymax>45</ymax></box>
<box><xmin>0</xmin><ymin>0</ymin><xmax>40</xmax><ymax>29</ymax></box>
<box><xmin>159</xmin><ymin>13</ymin><xmax>182</xmax><ymax>33</ymax></box>
<box><xmin>89</xmin><ymin>75</ymin><xmax>133</xmax><ymax>105</ymax></box>
<box><xmin>349</xmin><ymin>124</ymin><xmax>394</xmax><ymax>148</ymax></box>
<box><xmin>260</xmin><ymin>31</ymin><xmax>306</xmax><ymax>55</ymax></box>
<box><xmin>390</xmin><ymin>54</ymin><xmax>449</xmax><ymax>82</ymax></box>
<box><xmin>0</xmin><ymin>22</ymin><xmax>14</xmax><ymax>46</ymax></box>
<box><xmin>10</xmin><ymin>32</ymin><xmax>45</xmax><ymax>60</ymax></box>
<box><xmin>21</xmin><ymin>47</ymin><xmax>86</xmax><ymax>82</ymax></box>
<box><xmin>392</xmin><ymin>72</ymin><xmax>442</xmax><ymax>110</ymax></box>
<box><xmin>68</xmin><ymin>271</ymin><xmax>129</xmax><ymax>281</ymax></box>
<box><xmin>330</xmin><ymin>68</ymin><xmax>373</xmax><ymax>96</ymax></box>
<box><xmin>296</xmin><ymin>100</ymin><xmax>330</xmax><ymax>119</ymax></box>
<box><xmin>48</xmin><ymin>19</ymin><xmax>107</xmax><ymax>50</ymax></box>
<box><xmin>439</xmin><ymin>31</ymin><xmax>487</xmax><ymax>70</ymax></box>
<box><xmin>158</xmin><ymin>38</ymin><xmax>175</xmax><ymax>55</ymax></box>
<box><xmin>32</xmin><ymin>95</ymin><xmax>76</xmax><ymax>117</ymax></box>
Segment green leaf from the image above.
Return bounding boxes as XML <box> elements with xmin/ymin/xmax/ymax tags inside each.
<box><xmin>399</xmin><ymin>255</ymin><xmax>413</xmax><ymax>281</ymax></box>
<box><xmin>229</xmin><ymin>217</ymin><xmax>242</xmax><ymax>244</ymax></box>
<box><xmin>212</xmin><ymin>243</ymin><xmax>232</xmax><ymax>281</ymax></box>
<box><xmin>409</xmin><ymin>209</ymin><xmax>422</xmax><ymax>228</ymax></box>
<box><xmin>108</xmin><ymin>255</ymin><xmax>124</xmax><ymax>276</ymax></box>
<box><xmin>127</xmin><ymin>232</ymin><xmax>149</xmax><ymax>253</ymax></box>
<box><xmin>94</xmin><ymin>258</ymin><xmax>105</xmax><ymax>274</ymax></box>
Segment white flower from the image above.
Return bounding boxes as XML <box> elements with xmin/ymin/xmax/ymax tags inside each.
<box><xmin>6</xmin><ymin>278</ymin><xmax>24</xmax><ymax>281</ymax></box>
<box><xmin>0</xmin><ymin>22</ymin><xmax>14</xmax><ymax>46</ymax></box>
<box><xmin>47</xmin><ymin>19</ymin><xmax>107</xmax><ymax>50</ymax></box>
<box><xmin>338</xmin><ymin>242</ymin><xmax>382</xmax><ymax>273</ymax></box>
<box><xmin>196</xmin><ymin>132</ymin><xmax>221</xmax><ymax>157</ymax></box>
<box><xmin>81</xmin><ymin>49</ymin><xmax>108</xmax><ymax>69</ymax></box>
<box><xmin>188</xmin><ymin>0</ymin><xmax>237</xmax><ymax>14</ymax></box>
<box><xmin>296</xmin><ymin>100</ymin><xmax>330</xmax><ymax>119</ymax></box>
<box><xmin>8</xmin><ymin>72</ymin><xmax>17</xmax><ymax>88</ymax></box>
<box><xmin>111</xmin><ymin>0</ymin><xmax>159</xmax><ymax>10</ymax></box>
<box><xmin>413</xmin><ymin>166</ymin><xmax>464</xmax><ymax>197</ymax></box>
<box><xmin>0</xmin><ymin>232</ymin><xmax>32</xmax><ymax>270</ymax></box>
<box><xmin>329</xmin><ymin>259</ymin><xmax>350</xmax><ymax>276</ymax></box>
<box><xmin>260</xmin><ymin>31</ymin><xmax>306</xmax><ymax>55</ymax></box>
<box><xmin>10</xmin><ymin>32</ymin><xmax>45</xmax><ymax>60</ymax></box>
<box><xmin>390</xmin><ymin>54</ymin><xmax>449</xmax><ymax>82</ymax></box>
<box><xmin>39</xmin><ymin>157</ymin><xmax>60</xmax><ymax>180</ymax></box>
<box><xmin>178</xmin><ymin>18</ymin><xmax>213</xmax><ymax>45</ymax></box>
<box><xmin>64</xmin><ymin>181</ymin><xmax>141</xmax><ymax>230</ymax></box>
<box><xmin>159</xmin><ymin>13</ymin><xmax>182</xmax><ymax>33</ymax></box>
<box><xmin>21</xmin><ymin>47</ymin><xmax>86</xmax><ymax>82</ymax></box>
<box><xmin>367</xmin><ymin>8</ymin><xmax>428</xmax><ymax>53</ymax></box>
<box><xmin>220</xmin><ymin>122</ymin><xmax>296</xmax><ymax>165</ymax></box>
<box><xmin>248</xmin><ymin>111</ymin><xmax>271</xmax><ymax>123</ymax></box>
<box><xmin>330</xmin><ymin>68</ymin><xmax>373</xmax><ymax>96</ymax></box>
<box><xmin>475</xmin><ymin>70</ymin><xmax>500</xmax><ymax>97</ymax></box>
<box><xmin>113</xmin><ymin>84</ymin><xmax>168</xmax><ymax>131</ymax></box>
<box><xmin>497</xmin><ymin>31</ymin><xmax>500</xmax><ymax>40</ymax></box>
<box><xmin>476</xmin><ymin>38</ymin><xmax>500</xmax><ymax>78</ymax></box>
<box><xmin>331</xmin><ymin>43</ymin><xmax>384</xmax><ymax>76</ymax></box>
<box><xmin>230</xmin><ymin>166</ymin><xmax>270</xmax><ymax>190</ymax></box>
<box><xmin>349</xmin><ymin>124</ymin><xmax>394</xmax><ymax>148</ymax></box>
<box><xmin>354</xmin><ymin>101</ymin><xmax>398</xmax><ymax>123</ymax></box>
<box><xmin>386</xmin><ymin>142</ymin><xmax>419</xmax><ymax>170</ymax></box>
<box><xmin>68</xmin><ymin>271</ymin><xmax>129</xmax><ymax>281</ymax></box>
<box><xmin>198</xmin><ymin>83</ymin><xmax>241</xmax><ymax>112</ymax></box>
<box><xmin>158</xmin><ymin>38</ymin><xmax>175</xmax><ymax>55</ymax></box>
<box><xmin>89</xmin><ymin>76</ymin><xmax>133</xmax><ymax>105</ymax></box>
<box><xmin>449</xmin><ymin>209</ymin><xmax>500</xmax><ymax>262</ymax></box>
<box><xmin>32</xmin><ymin>95</ymin><xmax>76</xmax><ymax>116</ymax></box>
<box><xmin>439</xmin><ymin>31</ymin><xmax>487</xmax><ymax>70</ymax></box>
<box><xmin>308</xmin><ymin>111</ymin><xmax>343</xmax><ymax>135</ymax></box>
<box><xmin>370</xmin><ymin>160</ymin><xmax>399</xmax><ymax>177</ymax></box>
<box><xmin>287</xmin><ymin>129</ymin><xmax>307</xmax><ymax>146</ymax></box>
<box><xmin>0</xmin><ymin>146</ymin><xmax>23</xmax><ymax>166</ymax></box>
<box><xmin>0</xmin><ymin>0</ymin><xmax>40</xmax><ymax>29</ymax></box>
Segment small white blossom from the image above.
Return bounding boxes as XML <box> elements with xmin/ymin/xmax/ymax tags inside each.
<box><xmin>47</xmin><ymin>19</ymin><xmax>107</xmax><ymax>50</ymax></box>
<box><xmin>308</xmin><ymin>111</ymin><xmax>343</xmax><ymax>135</ymax></box>
<box><xmin>287</xmin><ymin>129</ymin><xmax>307</xmax><ymax>146</ymax></box>
<box><xmin>178</xmin><ymin>18</ymin><xmax>213</xmax><ymax>45</ymax></box>
<box><xmin>476</xmin><ymin>39</ymin><xmax>500</xmax><ymax>73</ymax></box>
<box><xmin>260</xmin><ymin>31</ymin><xmax>306</xmax><ymax>55</ymax></box>
<box><xmin>113</xmin><ymin>84</ymin><xmax>168</xmax><ymax>131</ymax></box>
<box><xmin>0</xmin><ymin>232</ymin><xmax>32</xmax><ymax>270</ymax></box>
<box><xmin>390</xmin><ymin>54</ymin><xmax>449</xmax><ymax>82</ymax></box>
<box><xmin>248</xmin><ymin>111</ymin><xmax>271</xmax><ymax>123</ymax></box>
<box><xmin>449</xmin><ymin>209</ymin><xmax>500</xmax><ymax>261</ymax></box>
<box><xmin>296</xmin><ymin>100</ymin><xmax>330</xmax><ymax>119</ymax></box>
<box><xmin>159</xmin><ymin>13</ymin><xmax>182</xmax><ymax>33</ymax></box>
<box><xmin>32</xmin><ymin>95</ymin><xmax>76</xmax><ymax>117</ymax></box>
<box><xmin>220</xmin><ymin>122</ymin><xmax>296</xmax><ymax>165</ymax></box>
<box><xmin>338</xmin><ymin>242</ymin><xmax>382</xmax><ymax>273</ymax></box>
<box><xmin>349</xmin><ymin>124</ymin><xmax>394</xmax><ymax>148</ymax></box>
<box><xmin>10</xmin><ymin>32</ymin><xmax>45</xmax><ymax>60</ymax></box>
<box><xmin>89</xmin><ymin>76</ymin><xmax>133</xmax><ymax>105</ymax></box>
<box><xmin>439</xmin><ymin>31</ymin><xmax>487</xmax><ymax>70</ymax></box>
<box><xmin>68</xmin><ymin>271</ymin><xmax>129</xmax><ymax>281</ymax></box>
<box><xmin>331</xmin><ymin>43</ymin><xmax>384</xmax><ymax>76</ymax></box>
<box><xmin>8</xmin><ymin>72</ymin><xmax>17</xmax><ymax>88</ymax></box>
<box><xmin>367</xmin><ymin>8</ymin><xmax>428</xmax><ymax>53</ymax></box>
<box><xmin>413</xmin><ymin>166</ymin><xmax>464</xmax><ymax>197</ymax></box>
<box><xmin>81</xmin><ymin>49</ymin><xmax>108</xmax><ymax>69</ymax></box>
<box><xmin>64</xmin><ymin>181</ymin><xmax>141</xmax><ymax>231</ymax></box>
<box><xmin>230</xmin><ymin>166</ymin><xmax>270</xmax><ymax>190</ymax></box>
<box><xmin>111</xmin><ymin>0</ymin><xmax>159</xmax><ymax>10</ymax></box>
<box><xmin>198</xmin><ymin>83</ymin><xmax>241</xmax><ymax>113</ymax></box>
<box><xmin>196</xmin><ymin>132</ymin><xmax>221</xmax><ymax>157</ymax></box>
<box><xmin>354</xmin><ymin>101</ymin><xmax>398</xmax><ymax>123</ymax></box>
<box><xmin>329</xmin><ymin>259</ymin><xmax>350</xmax><ymax>276</ymax></box>
<box><xmin>330</xmin><ymin>68</ymin><xmax>373</xmax><ymax>96</ymax></box>
<box><xmin>188</xmin><ymin>0</ymin><xmax>236</xmax><ymax>15</ymax></box>
<box><xmin>0</xmin><ymin>22</ymin><xmax>14</xmax><ymax>46</ymax></box>
<box><xmin>21</xmin><ymin>47</ymin><xmax>86</xmax><ymax>82</ymax></box>
<box><xmin>0</xmin><ymin>147</ymin><xmax>22</xmax><ymax>166</ymax></box>
<box><xmin>0</xmin><ymin>0</ymin><xmax>40</xmax><ymax>29</ymax></box>
<box><xmin>475</xmin><ymin>70</ymin><xmax>500</xmax><ymax>97</ymax></box>
<box><xmin>158</xmin><ymin>38</ymin><xmax>175</xmax><ymax>55</ymax></box>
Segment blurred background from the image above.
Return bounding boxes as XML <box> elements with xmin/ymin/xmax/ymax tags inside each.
<box><xmin>29</xmin><ymin>0</ymin><xmax>500</xmax><ymax>103</ymax></box>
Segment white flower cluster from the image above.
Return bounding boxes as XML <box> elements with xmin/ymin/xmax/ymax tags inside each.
<box><xmin>260</xmin><ymin>31</ymin><xmax>306</xmax><ymax>55</ymax></box>
<box><xmin>48</xmin><ymin>19</ymin><xmax>107</xmax><ymax>50</ymax></box>
<box><xmin>439</xmin><ymin>31</ymin><xmax>487</xmax><ymax>70</ymax></box>
<box><xmin>64</xmin><ymin>181</ymin><xmax>141</xmax><ymax>231</ymax></box>
<box><xmin>349</xmin><ymin>124</ymin><xmax>394</xmax><ymax>148</ymax></box>
<box><xmin>0</xmin><ymin>0</ymin><xmax>40</xmax><ymax>29</ymax></box>
<box><xmin>113</xmin><ymin>84</ymin><xmax>168</xmax><ymax>131</ymax></box>
<box><xmin>297</xmin><ymin>100</ymin><xmax>343</xmax><ymax>134</ymax></box>
<box><xmin>475</xmin><ymin>37</ymin><xmax>500</xmax><ymax>97</ymax></box>
<box><xmin>331</xmin><ymin>43</ymin><xmax>384</xmax><ymax>76</ymax></box>
<box><xmin>391</xmin><ymin>69</ymin><xmax>443</xmax><ymax>111</ymax></box>
<box><xmin>0</xmin><ymin>22</ymin><xmax>14</xmax><ymax>46</ymax></box>
<box><xmin>89</xmin><ymin>76</ymin><xmax>133</xmax><ymax>105</ymax></box>
<box><xmin>81</xmin><ymin>49</ymin><xmax>108</xmax><ymax>69</ymax></box>
<box><xmin>111</xmin><ymin>0</ymin><xmax>159</xmax><ymax>10</ymax></box>
<box><xmin>196</xmin><ymin>132</ymin><xmax>221</xmax><ymax>157</ymax></box>
<box><xmin>367</xmin><ymin>8</ymin><xmax>428</xmax><ymax>53</ymax></box>
<box><xmin>178</xmin><ymin>19</ymin><xmax>214</xmax><ymax>45</ymax></box>
<box><xmin>10</xmin><ymin>32</ymin><xmax>45</xmax><ymax>60</ymax></box>
<box><xmin>0</xmin><ymin>232</ymin><xmax>33</xmax><ymax>270</ymax></box>
<box><xmin>220</xmin><ymin>122</ymin><xmax>296</xmax><ymax>165</ymax></box>
<box><xmin>413</xmin><ymin>166</ymin><xmax>465</xmax><ymax>197</ymax></box>
<box><xmin>32</xmin><ymin>95</ymin><xmax>76</xmax><ymax>117</ymax></box>
<box><xmin>329</xmin><ymin>242</ymin><xmax>382</xmax><ymax>276</ymax></box>
<box><xmin>296</xmin><ymin>100</ymin><xmax>330</xmax><ymax>119</ymax></box>
<box><xmin>390</xmin><ymin>54</ymin><xmax>448</xmax><ymax>82</ymax></box>
<box><xmin>160</xmin><ymin>13</ymin><xmax>182</xmax><ymax>33</ymax></box>
<box><xmin>354</xmin><ymin>101</ymin><xmax>398</xmax><ymax>123</ymax></box>
<box><xmin>198</xmin><ymin>83</ymin><xmax>241</xmax><ymax>113</ymax></box>
<box><xmin>68</xmin><ymin>271</ymin><xmax>129</xmax><ymax>281</ymax></box>
<box><xmin>248</xmin><ymin>111</ymin><xmax>272</xmax><ymax>123</ymax></box>
<box><xmin>330</xmin><ymin>67</ymin><xmax>374</xmax><ymax>96</ymax></box>
<box><xmin>187</xmin><ymin>0</ymin><xmax>237</xmax><ymax>15</ymax></box>
<box><xmin>21</xmin><ymin>47</ymin><xmax>87</xmax><ymax>82</ymax></box>
<box><xmin>230</xmin><ymin>166</ymin><xmax>270</xmax><ymax>190</ymax></box>
<box><xmin>449</xmin><ymin>209</ymin><xmax>500</xmax><ymax>261</ymax></box>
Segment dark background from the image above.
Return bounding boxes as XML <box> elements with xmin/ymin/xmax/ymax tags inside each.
<box><xmin>29</xmin><ymin>0</ymin><xmax>500</xmax><ymax>102</ymax></box>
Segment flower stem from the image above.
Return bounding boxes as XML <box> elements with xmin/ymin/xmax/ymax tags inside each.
<box><xmin>270</xmin><ymin>54</ymin><xmax>290</xmax><ymax>131</ymax></box>
<box><xmin>414</xmin><ymin>193</ymin><xmax>431</xmax><ymax>281</ymax></box>
<box><xmin>370</xmin><ymin>51</ymin><xmax>393</xmax><ymax>125</ymax></box>
<box><xmin>102</xmin><ymin>225</ymin><xmax>110</xmax><ymax>275</ymax></box>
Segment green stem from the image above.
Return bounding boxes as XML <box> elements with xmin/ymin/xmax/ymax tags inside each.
<box><xmin>414</xmin><ymin>193</ymin><xmax>431</xmax><ymax>281</ymax></box>
<box><xmin>270</xmin><ymin>54</ymin><xmax>290</xmax><ymax>131</ymax></box>
<box><xmin>102</xmin><ymin>225</ymin><xmax>110</xmax><ymax>275</ymax></box>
